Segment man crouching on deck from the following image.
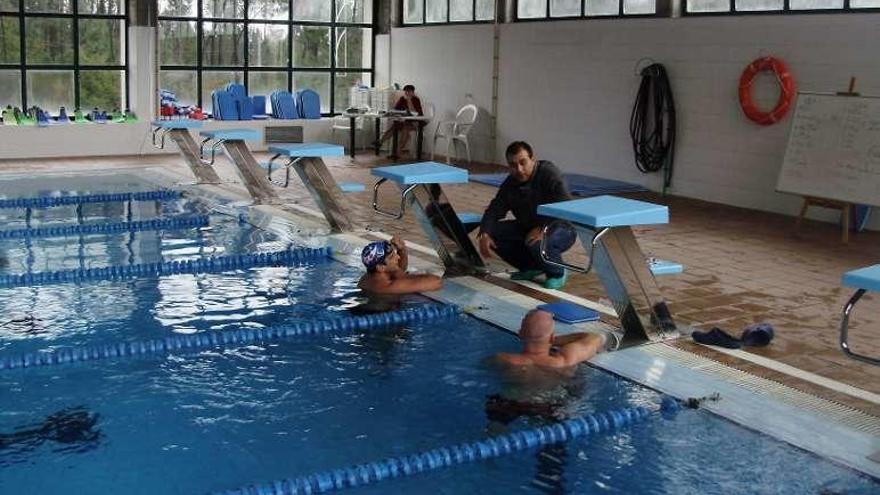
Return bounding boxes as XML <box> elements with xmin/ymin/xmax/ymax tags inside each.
<box><xmin>495</xmin><ymin>310</ymin><xmax>614</xmax><ymax>368</ymax></box>
<box><xmin>358</xmin><ymin>235</ymin><xmax>443</xmax><ymax>295</ymax></box>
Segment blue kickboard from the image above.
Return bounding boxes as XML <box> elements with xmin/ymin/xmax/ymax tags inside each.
<box><xmin>537</xmin><ymin>301</ymin><xmax>600</xmax><ymax>324</ymax></box>
<box><xmin>199</xmin><ymin>129</ymin><xmax>261</xmax><ymax>142</ymax></box>
<box><xmin>214</xmin><ymin>91</ymin><xmax>239</xmax><ymax>120</ymax></box>
<box><xmin>470</xmin><ymin>172</ymin><xmax>648</xmax><ymax>197</ymax></box>
<box><xmin>268</xmin><ymin>143</ymin><xmax>345</xmax><ymax>158</ymax></box>
<box><xmin>649</xmin><ymin>259</ymin><xmax>684</xmax><ymax>276</ymax></box>
<box><xmin>372</xmin><ymin>162</ymin><xmax>468</xmax><ymax>185</ymax></box>
<box><xmin>457</xmin><ymin>212</ymin><xmax>482</xmax><ymax>225</ymax></box>
<box><xmin>151</xmin><ymin>120</ymin><xmax>203</xmax><ymax>129</ymax></box>
<box><xmin>339</xmin><ymin>182</ymin><xmax>365</xmax><ymax>193</ymax></box>
<box><xmin>538</xmin><ymin>195</ymin><xmax>668</xmax><ymax>227</ymax></box>
<box><xmin>843</xmin><ymin>264</ymin><xmax>880</xmax><ymax>291</ymax></box>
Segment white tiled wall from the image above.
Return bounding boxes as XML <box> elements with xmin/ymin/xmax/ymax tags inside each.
<box><xmin>389</xmin><ymin>14</ymin><xmax>880</xmax><ymax>227</ymax></box>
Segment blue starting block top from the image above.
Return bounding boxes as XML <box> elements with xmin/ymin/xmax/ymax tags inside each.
<box><xmin>372</xmin><ymin>162</ymin><xmax>468</xmax><ymax>185</ymax></box>
<box><xmin>537</xmin><ymin>195</ymin><xmax>668</xmax><ymax>227</ymax></box>
<box><xmin>199</xmin><ymin>129</ymin><xmax>261</xmax><ymax>142</ymax></box>
<box><xmin>843</xmin><ymin>265</ymin><xmax>880</xmax><ymax>292</ymax></box>
<box><xmin>268</xmin><ymin>143</ymin><xmax>345</xmax><ymax>158</ymax></box>
<box><xmin>151</xmin><ymin>120</ymin><xmax>203</xmax><ymax>129</ymax></box>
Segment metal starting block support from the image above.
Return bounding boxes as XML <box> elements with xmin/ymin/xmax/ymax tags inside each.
<box><xmin>371</xmin><ymin>162</ymin><xmax>486</xmax><ymax>276</ymax></box>
<box><xmin>262</xmin><ymin>143</ymin><xmax>354</xmax><ymax>233</ymax></box>
<box><xmin>537</xmin><ymin>195</ymin><xmax>678</xmax><ymax>347</ymax></box>
<box><xmin>151</xmin><ymin>120</ymin><xmax>222</xmax><ymax>184</ymax></box>
<box><xmin>197</xmin><ymin>129</ymin><xmax>279</xmax><ymax>204</ymax></box>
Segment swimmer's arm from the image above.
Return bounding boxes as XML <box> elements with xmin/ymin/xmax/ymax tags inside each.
<box><xmin>557</xmin><ymin>333</ymin><xmax>606</xmax><ymax>366</ymax></box>
<box><xmin>380</xmin><ymin>274</ymin><xmax>443</xmax><ymax>294</ymax></box>
<box><xmin>552</xmin><ymin>333</ymin><xmax>590</xmax><ymax>346</ymax></box>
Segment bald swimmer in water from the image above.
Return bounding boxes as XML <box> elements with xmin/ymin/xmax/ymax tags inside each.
<box><xmin>494</xmin><ymin>310</ymin><xmax>611</xmax><ymax>369</ymax></box>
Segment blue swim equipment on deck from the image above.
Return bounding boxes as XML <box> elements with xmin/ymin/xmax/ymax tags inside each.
<box><xmin>0</xmin><ymin>304</ymin><xmax>460</xmax><ymax>370</ymax></box>
<box><xmin>0</xmin><ymin>190</ymin><xmax>181</xmax><ymax>209</ymax></box>
<box><xmin>0</xmin><ymin>247</ymin><xmax>332</xmax><ymax>289</ymax></box>
<box><xmin>0</xmin><ymin>214</ymin><xmax>209</xmax><ymax>240</ymax></box>
<box><xmin>214</xmin><ymin>405</ymin><xmax>651</xmax><ymax>495</ymax></box>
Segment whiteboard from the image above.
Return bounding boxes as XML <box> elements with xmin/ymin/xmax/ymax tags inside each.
<box><xmin>777</xmin><ymin>92</ymin><xmax>880</xmax><ymax>207</ymax></box>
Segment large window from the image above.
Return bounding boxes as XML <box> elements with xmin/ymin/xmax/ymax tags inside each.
<box><xmin>516</xmin><ymin>0</ymin><xmax>656</xmax><ymax>18</ymax></box>
<box><xmin>0</xmin><ymin>0</ymin><xmax>127</xmax><ymax>113</ymax></box>
<box><xmin>159</xmin><ymin>0</ymin><xmax>374</xmax><ymax>115</ymax></box>
<box><xmin>685</xmin><ymin>0</ymin><xmax>880</xmax><ymax>13</ymax></box>
<box><xmin>403</xmin><ymin>0</ymin><xmax>496</xmax><ymax>24</ymax></box>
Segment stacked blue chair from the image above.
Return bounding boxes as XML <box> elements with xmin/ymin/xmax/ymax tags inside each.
<box><xmin>270</xmin><ymin>90</ymin><xmax>298</xmax><ymax>120</ymax></box>
<box><xmin>296</xmin><ymin>89</ymin><xmax>321</xmax><ymax>119</ymax></box>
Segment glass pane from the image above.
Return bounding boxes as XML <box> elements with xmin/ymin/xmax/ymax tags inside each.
<box><xmin>585</xmin><ymin>0</ymin><xmax>618</xmax><ymax>15</ymax></box>
<box><xmin>26</xmin><ymin>18</ymin><xmax>73</xmax><ymax>64</ymax></box>
<box><xmin>293</xmin><ymin>72</ymin><xmax>328</xmax><ymax>113</ymax></box>
<box><xmin>334</xmin><ymin>72</ymin><xmax>371</xmax><ymax>114</ymax></box>
<box><xmin>159</xmin><ymin>70</ymin><xmax>197</xmax><ymax>107</ymax></box>
<box><xmin>551</xmin><ymin>0</ymin><xmax>581</xmax><ymax>16</ymax></box>
<box><xmin>79</xmin><ymin>19</ymin><xmax>125</xmax><ymax>66</ymax></box>
<box><xmin>202</xmin><ymin>22</ymin><xmax>244</xmax><ymax>66</ymax></box>
<box><xmin>426</xmin><ymin>0</ymin><xmax>448</xmax><ymax>22</ymax></box>
<box><xmin>1</xmin><ymin>0</ymin><xmax>19</xmax><ymax>11</ymax></box>
<box><xmin>80</xmin><ymin>70</ymin><xmax>124</xmax><ymax>111</ymax></box>
<box><xmin>27</xmin><ymin>70</ymin><xmax>73</xmax><ymax>112</ymax></box>
<box><xmin>78</xmin><ymin>0</ymin><xmax>123</xmax><ymax>15</ymax></box>
<box><xmin>403</xmin><ymin>0</ymin><xmax>423</xmax><ymax>23</ymax></box>
<box><xmin>335</xmin><ymin>27</ymin><xmax>371</xmax><ymax>69</ymax></box>
<box><xmin>292</xmin><ymin>0</ymin><xmax>330</xmax><ymax>21</ymax></box>
<box><xmin>790</xmin><ymin>0</ymin><xmax>842</xmax><ymax>8</ymax></box>
<box><xmin>203</xmin><ymin>0</ymin><xmax>244</xmax><ymax>18</ymax></box>
<box><xmin>202</xmin><ymin>70</ymin><xmax>243</xmax><ymax>106</ymax></box>
<box><xmin>248</xmin><ymin>0</ymin><xmax>288</xmax><ymax>20</ymax></box>
<box><xmin>0</xmin><ymin>17</ymin><xmax>20</xmax><ymax>64</ymax></box>
<box><xmin>0</xmin><ymin>70</ymin><xmax>21</xmax><ymax>108</ymax></box>
<box><xmin>624</xmin><ymin>0</ymin><xmax>655</xmax><ymax>13</ymax></box>
<box><xmin>25</xmin><ymin>0</ymin><xmax>71</xmax><ymax>13</ymax></box>
<box><xmin>687</xmin><ymin>0</ymin><xmax>729</xmax><ymax>11</ymax></box>
<box><xmin>292</xmin><ymin>26</ymin><xmax>329</xmax><ymax>68</ymax></box>
<box><xmin>158</xmin><ymin>0</ymin><xmax>196</xmax><ymax>17</ymax></box>
<box><xmin>248</xmin><ymin>71</ymin><xmax>286</xmax><ymax>113</ymax></box>
<box><xmin>736</xmin><ymin>0</ymin><xmax>783</xmax><ymax>10</ymax></box>
<box><xmin>336</xmin><ymin>0</ymin><xmax>372</xmax><ymax>23</ymax></box>
<box><xmin>519</xmin><ymin>0</ymin><xmax>547</xmax><ymax>17</ymax></box>
<box><xmin>249</xmin><ymin>24</ymin><xmax>287</xmax><ymax>67</ymax></box>
<box><xmin>852</xmin><ymin>0</ymin><xmax>880</xmax><ymax>6</ymax></box>
<box><xmin>476</xmin><ymin>0</ymin><xmax>495</xmax><ymax>20</ymax></box>
<box><xmin>450</xmin><ymin>0</ymin><xmax>474</xmax><ymax>20</ymax></box>
<box><xmin>159</xmin><ymin>21</ymin><xmax>197</xmax><ymax>66</ymax></box>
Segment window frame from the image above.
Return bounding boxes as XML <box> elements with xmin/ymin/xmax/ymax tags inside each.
<box><xmin>401</xmin><ymin>0</ymin><xmax>497</xmax><ymax>26</ymax></box>
<box><xmin>512</xmin><ymin>0</ymin><xmax>660</xmax><ymax>20</ymax></box>
<box><xmin>682</xmin><ymin>0</ymin><xmax>880</xmax><ymax>15</ymax></box>
<box><xmin>158</xmin><ymin>0</ymin><xmax>376</xmax><ymax>116</ymax></box>
<box><xmin>0</xmin><ymin>0</ymin><xmax>130</xmax><ymax>112</ymax></box>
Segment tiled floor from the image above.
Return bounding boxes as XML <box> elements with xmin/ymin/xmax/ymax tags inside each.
<box><xmin>2</xmin><ymin>150</ymin><xmax>878</xmax><ymax>415</ymax></box>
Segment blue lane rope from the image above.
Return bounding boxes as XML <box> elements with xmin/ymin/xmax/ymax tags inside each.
<box><xmin>214</xmin><ymin>405</ymin><xmax>652</xmax><ymax>495</ymax></box>
<box><xmin>0</xmin><ymin>190</ymin><xmax>182</xmax><ymax>209</ymax></box>
<box><xmin>0</xmin><ymin>215</ymin><xmax>209</xmax><ymax>240</ymax></box>
<box><xmin>0</xmin><ymin>247</ymin><xmax>331</xmax><ymax>289</ymax></box>
<box><xmin>0</xmin><ymin>304</ymin><xmax>460</xmax><ymax>371</ymax></box>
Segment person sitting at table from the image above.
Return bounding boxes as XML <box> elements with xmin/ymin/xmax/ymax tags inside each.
<box><xmin>375</xmin><ymin>84</ymin><xmax>424</xmax><ymax>156</ymax></box>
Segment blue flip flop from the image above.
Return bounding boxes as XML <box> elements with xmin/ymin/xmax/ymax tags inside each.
<box><xmin>692</xmin><ymin>327</ymin><xmax>742</xmax><ymax>349</ymax></box>
<box><xmin>741</xmin><ymin>323</ymin><xmax>774</xmax><ymax>347</ymax></box>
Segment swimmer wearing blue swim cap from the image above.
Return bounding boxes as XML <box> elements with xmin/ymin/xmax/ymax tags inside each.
<box><xmin>358</xmin><ymin>235</ymin><xmax>442</xmax><ymax>295</ymax></box>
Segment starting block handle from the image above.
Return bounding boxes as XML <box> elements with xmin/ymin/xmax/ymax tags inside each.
<box><xmin>840</xmin><ymin>288</ymin><xmax>880</xmax><ymax>366</ymax></box>
<box><xmin>151</xmin><ymin>127</ymin><xmax>169</xmax><ymax>149</ymax></box>
<box><xmin>539</xmin><ymin>221</ymin><xmax>609</xmax><ymax>274</ymax></box>
<box><xmin>372</xmin><ymin>178</ymin><xmax>418</xmax><ymax>219</ymax></box>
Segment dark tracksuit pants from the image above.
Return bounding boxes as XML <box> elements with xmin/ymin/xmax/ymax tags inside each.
<box><xmin>492</xmin><ymin>220</ymin><xmax>576</xmax><ymax>278</ymax></box>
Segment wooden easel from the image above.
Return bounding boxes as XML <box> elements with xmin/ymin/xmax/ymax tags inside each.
<box><xmin>794</xmin><ymin>77</ymin><xmax>861</xmax><ymax>244</ymax></box>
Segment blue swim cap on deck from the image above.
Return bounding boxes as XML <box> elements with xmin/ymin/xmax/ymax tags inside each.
<box><xmin>361</xmin><ymin>241</ymin><xmax>388</xmax><ymax>270</ymax></box>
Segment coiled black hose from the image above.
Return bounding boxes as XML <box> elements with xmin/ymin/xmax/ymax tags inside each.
<box><xmin>629</xmin><ymin>63</ymin><xmax>676</xmax><ymax>193</ymax></box>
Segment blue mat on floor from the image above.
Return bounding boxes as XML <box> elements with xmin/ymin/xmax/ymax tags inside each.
<box><xmin>470</xmin><ymin>173</ymin><xmax>648</xmax><ymax>197</ymax></box>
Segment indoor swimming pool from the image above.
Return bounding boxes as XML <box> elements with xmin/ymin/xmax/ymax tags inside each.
<box><xmin>0</xmin><ymin>173</ymin><xmax>877</xmax><ymax>494</ymax></box>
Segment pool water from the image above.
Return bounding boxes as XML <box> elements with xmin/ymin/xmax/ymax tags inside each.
<box><xmin>0</xmin><ymin>177</ymin><xmax>877</xmax><ymax>494</ymax></box>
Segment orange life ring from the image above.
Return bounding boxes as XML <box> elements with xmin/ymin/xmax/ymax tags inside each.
<box><xmin>738</xmin><ymin>56</ymin><xmax>796</xmax><ymax>126</ymax></box>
